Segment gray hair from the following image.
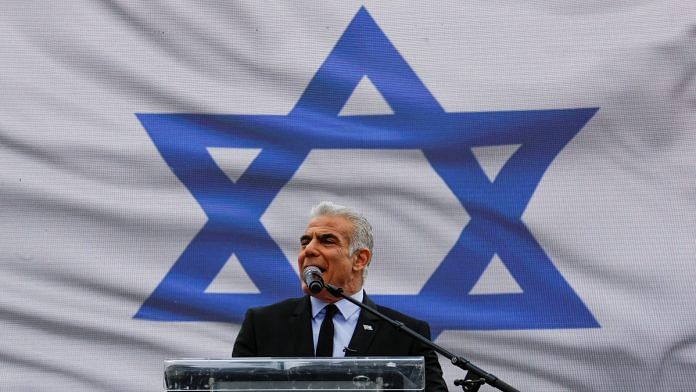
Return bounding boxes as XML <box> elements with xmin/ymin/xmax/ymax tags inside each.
<box><xmin>309</xmin><ymin>201</ymin><xmax>374</xmax><ymax>278</ymax></box>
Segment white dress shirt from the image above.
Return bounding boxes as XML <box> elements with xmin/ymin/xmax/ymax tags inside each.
<box><xmin>310</xmin><ymin>289</ymin><xmax>364</xmax><ymax>356</ymax></box>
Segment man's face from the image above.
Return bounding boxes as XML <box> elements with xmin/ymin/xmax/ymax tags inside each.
<box><xmin>298</xmin><ymin>214</ymin><xmax>369</xmax><ymax>301</ymax></box>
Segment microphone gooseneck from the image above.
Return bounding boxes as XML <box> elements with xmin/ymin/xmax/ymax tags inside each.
<box><xmin>302</xmin><ymin>266</ymin><xmax>324</xmax><ymax>294</ymax></box>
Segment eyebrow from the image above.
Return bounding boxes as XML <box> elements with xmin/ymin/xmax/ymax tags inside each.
<box><xmin>299</xmin><ymin>233</ymin><xmax>340</xmax><ymax>243</ymax></box>
<box><xmin>318</xmin><ymin>233</ymin><xmax>339</xmax><ymax>242</ymax></box>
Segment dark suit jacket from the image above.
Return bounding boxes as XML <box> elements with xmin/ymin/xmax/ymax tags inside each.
<box><xmin>232</xmin><ymin>294</ymin><xmax>448</xmax><ymax>392</ymax></box>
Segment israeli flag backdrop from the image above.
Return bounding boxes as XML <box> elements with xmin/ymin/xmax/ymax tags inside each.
<box><xmin>2</xmin><ymin>2</ymin><xmax>695</xmax><ymax>391</ymax></box>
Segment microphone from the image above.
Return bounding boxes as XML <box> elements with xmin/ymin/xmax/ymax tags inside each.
<box><xmin>302</xmin><ymin>266</ymin><xmax>324</xmax><ymax>294</ymax></box>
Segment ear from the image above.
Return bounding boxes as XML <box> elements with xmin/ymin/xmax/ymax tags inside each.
<box><xmin>352</xmin><ymin>248</ymin><xmax>371</xmax><ymax>272</ymax></box>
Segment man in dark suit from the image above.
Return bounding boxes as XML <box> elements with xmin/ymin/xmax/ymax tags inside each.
<box><xmin>233</xmin><ymin>201</ymin><xmax>448</xmax><ymax>392</ymax></box>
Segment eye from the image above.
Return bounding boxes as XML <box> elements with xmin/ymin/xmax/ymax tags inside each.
<box><xmin>318</xmin><ymin>234</ymin><xmax>337</xmax><ymax>244</ymax></box>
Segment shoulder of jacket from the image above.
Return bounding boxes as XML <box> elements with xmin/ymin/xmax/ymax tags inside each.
<box><xmin>374</xmin><ymin>304</ymin><xmax>427</xmax><ymax>328</ymax></box>
<box><xmin>248</xmin><ymin>296</ymin><xmax>307</xmax><ymax>316</ymax></box>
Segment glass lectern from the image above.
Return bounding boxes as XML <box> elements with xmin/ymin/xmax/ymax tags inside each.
<box><xmin>164</xmin><ymin>357</ymin><xmax>425</xmax><ymax>391</ymax></box>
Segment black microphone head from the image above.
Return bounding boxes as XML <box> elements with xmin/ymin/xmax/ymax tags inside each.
<box><xmin>302</xmin><ymin>266</ymin><xmax>324</xmax><ymax>294</ymax></box>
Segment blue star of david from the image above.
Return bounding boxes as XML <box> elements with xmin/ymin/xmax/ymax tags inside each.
<box><xmin>135</xmin><ymin>7</ymin><xmax>599</xmax><ymax>332</ymax></box>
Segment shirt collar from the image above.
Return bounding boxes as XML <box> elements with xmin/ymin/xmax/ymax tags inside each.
<box><xmin>310</xmin><ymin>289</ymin><xmax>364</xmax><ymax>320</ymax></box>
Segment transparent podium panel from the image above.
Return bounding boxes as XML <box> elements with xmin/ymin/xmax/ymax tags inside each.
<box><xmin>164</xmin><ymin>357</ymin><xmax>425</xmax><ymax>391</ymax></box>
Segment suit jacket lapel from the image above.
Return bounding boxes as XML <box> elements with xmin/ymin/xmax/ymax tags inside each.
<box><xmin>346</xmin><ymin>293</ymin><xmax>380</xmax><ymax>356</ymax></box>
<box><xmin>289</xmin><ymin>296</ymin><xmax>315</xmax><ymax>356</ymax></box>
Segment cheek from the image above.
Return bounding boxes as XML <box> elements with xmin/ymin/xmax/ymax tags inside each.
<box><xmin>335</xmin><ymin>256</ymin><xmax>354</xmax><ymax>274</ymax></box>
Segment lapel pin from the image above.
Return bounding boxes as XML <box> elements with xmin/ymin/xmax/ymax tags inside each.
<box><xmin>362</xmin><ymin>324</ymin><xmax>373</xmax><ymax>331</ymax></box>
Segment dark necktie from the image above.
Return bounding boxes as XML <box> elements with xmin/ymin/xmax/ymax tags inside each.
<box><xmin>315</xmin><ymin>304</ymin><xmax>339</xmax><ymax>357</ymax></box>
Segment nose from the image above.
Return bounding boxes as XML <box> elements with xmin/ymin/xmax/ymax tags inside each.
<box><xmin>304</xmin><ymin>240</ymin><xmax>317</xmax><ymax>256</ymax></box>
<box><xmin>302</xmin><ymin>238</ymin><xmax>320</xmax><ymax>257</ymax></box>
